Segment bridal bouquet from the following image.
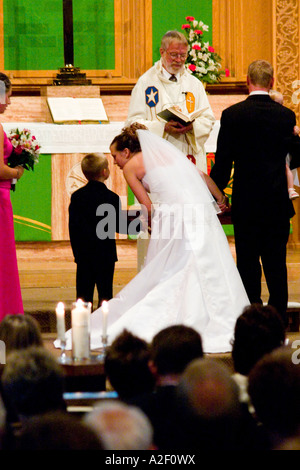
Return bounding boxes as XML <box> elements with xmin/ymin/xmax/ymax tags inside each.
<box><xmin>8</xmin><ymin>128</ymin><xmax>41</xmax><ymax>191</ymax></box>
<box><xmin>181</xmin><ymin>16</ymin><xmax>229</xmax><ymax>84</ymax></box>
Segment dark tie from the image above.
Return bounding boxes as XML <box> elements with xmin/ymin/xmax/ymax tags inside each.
<box><xmin>169</xmin><ymin>74</ymin><xmax>177</xmax><ymax>82</ymax></box>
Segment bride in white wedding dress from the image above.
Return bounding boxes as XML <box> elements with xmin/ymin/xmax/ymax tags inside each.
<box><xmin>61</xmin><ymin>124</ymin><xmax>249</xmax><ymax>353</ymax></box>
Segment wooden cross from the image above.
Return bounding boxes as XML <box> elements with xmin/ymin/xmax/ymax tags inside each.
<box><xmin>63</xmin><ymin>0</ymin><xmax>74</xmax><ymax>66</ymax></box>
<box><xmin>53</xmin><ymin>0</ymin><xmax>91</xmax><ymax>84</ymax></box>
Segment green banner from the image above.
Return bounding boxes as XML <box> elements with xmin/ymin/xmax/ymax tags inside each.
<box><xmin>3</xmin><ymin>0</ymin><xmax>64</xmax><ymax>70</ymax></box>
<box><xmin>3</xmin><ymin>0</ymin><xmax>115</xmax><ymax>71</ymax></box>
<box><xmin>11</xmin><ymin>154</ymin><xmax>52</xmax><ymax>241</ymax></box>
<box><xmin>73</xmin><ymin>0</ymin><xmax>115</xmax><ymax>70</ymax></box>
<box><xmin>152</xmin><ymin>0</ymin><xmax>212</xmax><ymax>62</ymax></box>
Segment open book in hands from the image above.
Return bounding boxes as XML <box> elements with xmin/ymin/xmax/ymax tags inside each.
<box><xmin>157</xmin><ymin>106</ymin><xmax>209</xmax><ymax>127</ymax></box>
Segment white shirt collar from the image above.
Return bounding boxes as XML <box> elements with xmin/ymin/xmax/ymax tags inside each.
<box><xmin>161</xmin><ymin>66</ymin><xmax>180</xmax><ymax>81</ymax></box>
<box><xmin>249</xmin><ymin>90</ymin><xmax>269</xmax><ymax>96</ymax></box>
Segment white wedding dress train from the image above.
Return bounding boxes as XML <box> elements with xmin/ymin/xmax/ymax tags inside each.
<box><xmin>59</xmin><ymin>130</ymin><xmax>249</xmax><ymax>353</ymax></box>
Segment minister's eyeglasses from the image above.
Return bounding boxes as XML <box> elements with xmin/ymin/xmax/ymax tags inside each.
<box><xmin>166</xmin><ymin>51</ymin><xmax>187</xmax><ymax>60</ymax></box>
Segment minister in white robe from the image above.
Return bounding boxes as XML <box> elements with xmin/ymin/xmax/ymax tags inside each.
<box><xmin>125</xmin><ymin>30</ymin><xmax>215</xmax><ymax>172</ymax></box>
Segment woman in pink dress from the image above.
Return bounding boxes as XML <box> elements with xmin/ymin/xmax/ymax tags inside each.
<box><xmin>0</xmin><ymin>73</ymin><xmax>24</xmax><ymax>320</ymax></box>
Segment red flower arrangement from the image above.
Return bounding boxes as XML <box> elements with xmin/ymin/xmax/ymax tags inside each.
<box><xmin>181</xmin><ymin>16</ymin><xmax>228</xmax><ymax>84</ymax></box>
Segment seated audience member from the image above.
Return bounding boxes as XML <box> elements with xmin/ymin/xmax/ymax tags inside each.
<box><xmin>104</xmin><ymin>329</ymin><xmax>155</xmax><ymax>400</ymax></box>
<box><xmin>248</xmin><ymin>346</ymin><xmax>300</xmax><ymax>449</ymax></box>
<box><xmin>1</xmin><ymin>347</ymin><xmax>66</xmax><ymax>425</ymax></box>
<box><xmin>231</xmin><ymin>304</ymin><xmax>285</xmax><ymax>408</ymax></box>
<box><xmin>149</xmin><ymin>324</ymin><xmax>204</xmax><ymax>384</ymax></box>
<box><xmin>176</xmin><ymin>358</ymin><xmax>259</xmax><ymax>450</ymax></box>
<box><xmin>128</xmin><ymin>324</ymin><xmax>203</xmax><ymax>449</ymax></box>
<box><xmin>84</xmin><ymin>400</ymin><xmax>154</xmax><ymax>450</ymax></box>
<box><xmin>14</xmin><ymin>411</ymin><xmax>104</xmax><ymax>450</ymax></box>
<box><xmin>0</xmin><ymin>314</ymin><xmax>43</xmax><ymax>355</ymax></box>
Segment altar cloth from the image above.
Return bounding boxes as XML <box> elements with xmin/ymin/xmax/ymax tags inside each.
<box><xmin>3</xmin><ymin>121</ymin><xmax>220</xmax><ymax>154</ymax></box>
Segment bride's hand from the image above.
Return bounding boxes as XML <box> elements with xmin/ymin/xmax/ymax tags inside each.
<box><xmin>217</xmin><ymin>195</ymin><xmax>229</xmax><ymax>213</ymax></box>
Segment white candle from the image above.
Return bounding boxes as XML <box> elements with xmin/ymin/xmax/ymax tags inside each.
<box><xmin>56</xmin><ymin>302</ymin><xmax>65</xmax><ymax>342</ymax></box>
<box><xmin>71</xmin><ymin>299</ymin><xmax>90</xmax><ymax>360</ymax></box>
<box><xmin>102</xmin><ymin>301</ymin><xmax>109</xmax><ymax>338</ymax></box>
<box><xmin>87</xmin><ymin>302</ymin><xmax>92</xmax><ymax>332</ymax></box>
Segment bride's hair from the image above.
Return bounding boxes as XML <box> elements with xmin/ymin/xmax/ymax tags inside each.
<box><xmin>111</xmin><ymin>123</ymin><xmax>147</xmax><ymax>153</ymax></box>
<box><xmin>0</xmin><ymin>72</ymin><xmax>11</xmax><ymax>91</ymax></box>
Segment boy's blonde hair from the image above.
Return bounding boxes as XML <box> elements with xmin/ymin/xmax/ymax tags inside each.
<box><xmin>81</xmin><ymin>153</ymin><xmax>108</xmax><ymax>181</ymax></box>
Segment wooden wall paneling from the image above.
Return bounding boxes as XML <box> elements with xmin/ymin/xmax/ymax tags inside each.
<box><xmin>239</xmin><ymin>0</ymin><xmax>273</xmax><ymax>77</ymax></box>
<box><xmin>144</xmin><ymin>0</ymin><xmax>153</xmax><ymax>71</ymax></box>
<box><xmin>273</xmin><ymin>0</ymin><xmax>299</xmax><ymax>112</ymax></box>
<box><xmin>122</xmin><ymin>0</ymin><xmax>152</xmax><ymax>79</ymax></box>
<box><xmin>212</xmin><ymin>0</ymin><xmax>273</xmax><ymax>83</ymax></box>
<box><xmin>212</xmin><ymin>0</ymin><xmax>237</xmax><ymax>82</ymax></box>
<box><xmin>0</xmin><ymin>96</ymin><xmax>52</xmax><ymax>122</ymax></box>
<box><xmin>122</xmin><ymin>0</ymin><xmax>135</xmax><ymax>77</ymax></box>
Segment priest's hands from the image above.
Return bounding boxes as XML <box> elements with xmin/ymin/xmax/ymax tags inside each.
<box><xmin>164</xmin><ymin>120</ymin><xmax>193</xmax><ymax>135</ymax></box>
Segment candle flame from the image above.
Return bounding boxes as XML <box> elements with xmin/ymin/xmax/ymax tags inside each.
<box><xmin>56</xmin><ymin>302</ymin><xmax>65</xmax><ymax>314</ymax></box>
<box><xmin>102</xmin><ymin>300</ymin><xmax>109</xmax><ymax>314</ymax></box>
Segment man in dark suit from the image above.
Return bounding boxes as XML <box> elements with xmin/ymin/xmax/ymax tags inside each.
<box><xmin>210</xmin><ymin>60</ymin><xmax>300</xmax><ymax>326</ymax></box>
<box><xmin>69</xmin><ymin>153</ymin><xmax>140</xmax><ymax>308</ymax></box>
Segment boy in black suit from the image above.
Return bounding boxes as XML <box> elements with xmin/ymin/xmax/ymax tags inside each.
<box><xmin>69</xmin><ymin>153</ymin><xmax>140</xmax><ymax>308</ymax></box>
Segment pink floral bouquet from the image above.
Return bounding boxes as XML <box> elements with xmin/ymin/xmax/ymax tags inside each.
<box><xmin>181</xmin><ymin>16</ymin><xmax>229</xmax><ymax>84</ymax></box>
<box><xmin>8</xmin><ymin>128</ymin><xmax>41</xmax><ymax>191</ymax></box>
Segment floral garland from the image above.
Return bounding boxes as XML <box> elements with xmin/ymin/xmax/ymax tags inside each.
<box><xmin>182</xmin><ymin>16</ymin><xmax>229</xmax><ymax>84</ymax></box>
